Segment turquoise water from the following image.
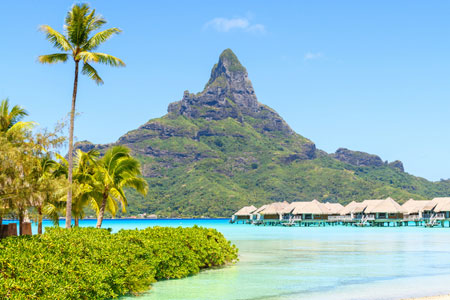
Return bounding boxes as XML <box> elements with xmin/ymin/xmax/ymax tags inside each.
<box><xmin>5</xmin><ymin>219</ymin><xmax>450</xmax><ymax>300</ymax></box>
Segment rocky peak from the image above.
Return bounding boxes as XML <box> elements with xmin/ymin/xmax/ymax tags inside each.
<box><xmin>331</xmin><ymin>148</ymin><xmax>384</xmax><ymax>167</ymax></box>
<box><xmin>331</xmin><ymin>148</ymin><xmax>405</xmax><ymax>172</ymax></box>
<box><xmin>388</xmin><ymin>160</ymin><xmax>405</xmax><ymax>172</ymax></box>
<box><xmin>167</xmin><ymin>49</ymin><xmax>292</xmax><ymax>134</ymax></box>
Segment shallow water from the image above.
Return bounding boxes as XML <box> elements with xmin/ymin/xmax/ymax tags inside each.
<box><xmin>5</xmin><ymin>219</ymin><xmax>450</xmax><ymax>300</ymax></box>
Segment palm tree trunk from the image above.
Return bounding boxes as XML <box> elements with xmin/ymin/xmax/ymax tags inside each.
<box><xmin>74</xmin><ymin>217</ymin><xmax>79</xmax><ymax>227</ymax></box>
<box><xmin>66</xmin><ymin>60</ymin><xmax>80</xmax><ymax>229</ymax></box>
<box><xmin>96</xmin><ymin>193</ymin><xmax>108</xmax><ymax>228</ymax></box>
<box><xmin>38</xmin><ymin>206</ymin><xmax>43</xmax><ymax>235</ymax></box>
<box><xmin>18</xmin><ymin>210</ymin><xmax>24</xmax><ymax>236</ymax></box>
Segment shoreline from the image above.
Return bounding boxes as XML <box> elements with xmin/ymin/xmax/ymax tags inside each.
<box><xmin>405</xmin><ymin>295</ymin><xmax>450</xmax><ymax>300</ymax></box>
<box><xmin>2</xmin><ymin>217</ymin><xmax>230</xmax><ymax>221</ymax></box>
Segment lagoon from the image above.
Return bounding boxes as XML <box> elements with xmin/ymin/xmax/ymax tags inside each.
<box><xmin>7</xmin><ymin>219</ymin><xmax>450</xmax><ymax>300</ymax></box>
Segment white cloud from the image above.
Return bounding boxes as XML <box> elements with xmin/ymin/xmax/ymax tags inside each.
<box><xmin>304</xmin><ymin>52</ymin><xmax>324</xmax><ymax>60</ymax></box>
<box><xmin>204</xmin><ymin>17</ymin><xmax>265</xmax><ymax>33</ymax></box>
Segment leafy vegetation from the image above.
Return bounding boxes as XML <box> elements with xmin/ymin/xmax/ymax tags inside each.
<box><xmin>0</xmin><ymin>99</ymin><xmax>66</xmax><ymax>233</ymax></box>
<box><xmin>0</xmin><ymin>226</ymin><xmax>238</xmax><ymax>299</ymax></box>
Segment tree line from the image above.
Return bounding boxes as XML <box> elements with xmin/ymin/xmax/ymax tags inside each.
<box><xmin>0</xmin><ymin>3</ymin><xmax>147</xmax><ymax>234</ymax></box>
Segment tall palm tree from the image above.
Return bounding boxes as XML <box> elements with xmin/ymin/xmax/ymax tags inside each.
<box><xmin>0</xmin><ymin>98</ymin><xmax>29</xmax><ymax>133</ymax></box>
<box><xmin>38</xmin><ymin>3</ymin><xmax>125</xmax><ymax>228</ymax></box>
<box><xmin>94</xmin><ymin>146</ymin><xmax>148</xmax><ymax>228</ymax></box>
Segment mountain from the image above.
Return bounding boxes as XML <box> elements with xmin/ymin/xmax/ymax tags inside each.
<box><xmin>77</xmin><ymin>49</ymin><xmax>450</xmax><ymax>217</ymax></box>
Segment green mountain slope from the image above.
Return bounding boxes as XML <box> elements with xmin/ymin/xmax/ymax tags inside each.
<box><xmin>77</xmin><ymin>49</ymin><xmax>450</xmax><ymax>217</ymax></box>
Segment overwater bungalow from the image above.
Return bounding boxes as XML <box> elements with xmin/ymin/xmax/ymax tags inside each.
<box><xmin>338</xmin><ymin>201</ymin><xmax>368</xmax><ymax>223</ymax></box>
<box><xmin>281</xmin><ymin>201</ymin><xmax>309</xmax><ymax>225</ymax></box>
<box><xmin>231</xmin><ymin>205</ymin><xmax>257</xmax><ymax>224</ymax></box>
<box><xmin>401</xmin><ymin>199</ymin><xmax>433</xmax><ymax>222</ymax></box>
<box><xmin>293</xmin><ymin>200</ymin><xmax>331</xmax><ymax>225</ymax></box>
<box><xmin>257</xmin><ymin>201</ymin><xmax>289</xmax><ymax>225</ymax></box>
<box><xmin>430</xmin><ymin>197</ymin><xmax>450</xmax><ymax>226</ymax></box>
<box><xmin>251</xmin><ymin>205</ymin><xmax>268</xmax><ymax>223</ymax></box>
<box><xmin>362</xmin><ymin>197</ymin><xmax>405</xmax><ymax>226</ymax></box>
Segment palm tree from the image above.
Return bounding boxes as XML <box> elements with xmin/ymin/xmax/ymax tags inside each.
<box><xmin>34</xmin><ymin>156</ymin><xmax>67</xmax><ymax>234</ymax></box>
<box><xmin>94</xmin><ymin>146</ymin><xmax>148</xmax><ymax>228</ymax></box>
<box><xmin>0</xmin><ymin>98</ymin><xmax>29</xmax><ymax>133</ymax></box>
<box><xmin>72</xmin><ymin>149</ymin><xmax>100</xmax><ymax>226</ymax></box>
<box><xmin>38</xmin><ymin>3</ymin><xmax>125</xmax><ymax>228</ymax></box>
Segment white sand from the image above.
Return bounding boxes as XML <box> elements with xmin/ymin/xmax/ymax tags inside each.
<box><xmin>405</xmin><ymin>296</ymin><xmax>450</xmax><ymax>300</ymax></box>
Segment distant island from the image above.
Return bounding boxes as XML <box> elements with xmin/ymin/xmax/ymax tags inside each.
<box><xmin>76</xmin><ymin>49</ymin><xmax>450</xmax><ymax>218</ymax></box>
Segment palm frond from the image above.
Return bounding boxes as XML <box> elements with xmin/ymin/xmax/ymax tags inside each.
<box><xmin>0</xmin><ymin>99</ymin><xmax>29</xmax><ymax>132</ymax></box>
<box><xmin>92</xmin><ymin>52</ymin><xmax>125</xmax><ymax>67</ymax></box>
<box><xmin>43</xmin><ymin>203</ymin><xmax>62</xmax><ymax>226</ymax></box>
<box><xmin>38</xmin><ymin>53</ymin><xmax>69</xmax><ymax>64</ymax></box>
<box><xmin>77</xmin><ymin>51</ymin><xmax>125</xmax><ymax>67</ymax></box>
<box><xmin>110</xmin><ymin>187</ymin><xmax>127</xmax><ymax>212</ymax></box>
<box><xmin>121</xmin><ymin>177</ymin><xmax>148</xmax><ymax>195</ymax></box>
<box><xmin>82</xmin><ymin>62</ymin><xmax>104</xmax><ymax>85</ymax></box>
<box><xmin>114</xmin><ymin>157</ymin><xmax>141</xmax><ymax>178</ymax></box>
<box><xmin>39</xmin><ymin>25</ymin><xmax>72</xmax><ymax>51</ymax></box>
<box><xmin>85</xmin><ymin>11</ymin><xmax>107</xmax><ymax>35</ymax></box>
<box><xmin>7</xmin><ymin>121</ymin><xmax>37</xmax><ymax>135</ymax></box>
<box><xmin>65</xmin><ymin>4</ymin><xmax>91</xmax><ymax>46</ymax></box>
<box><xmin>85</xmin><ymin>28</ymin><xmax>122</xmax><ymax>50</ymax></box>
<box><xmin>102</xmin><ymin>145</ymin><xmax>130</xmax><ymax>173</ymax></box>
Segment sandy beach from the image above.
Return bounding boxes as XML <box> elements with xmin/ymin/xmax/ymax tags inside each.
<box><xmin>405</xmin><ymin>296</ymin><xmax>450</xmax><ymax>300</ymax></box>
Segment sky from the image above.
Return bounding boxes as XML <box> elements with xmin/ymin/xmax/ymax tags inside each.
<box><xmin>0</xmin><ymin>1</ymin><xmax>449</xmax><ymax>181</ymax></box>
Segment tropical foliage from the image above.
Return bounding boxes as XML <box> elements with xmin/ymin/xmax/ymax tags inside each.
<box><xmin>38</xmin><ymin>3</ymin><xmax>125</xmax><ymax>228</ymax></box>
<box><xmin>0</xmin><ymin>99</ymin><xmax>146</xmax><ymax>232</ymax></box>
<box><xmin>0</xmin><ymin>99</ymin><xmax>66</xmax><ymax>233</ymax></box>
<box><xmin>0</xmin><ymin>226</ymin><xmax>238</xmax><ymax>299</ymax></box>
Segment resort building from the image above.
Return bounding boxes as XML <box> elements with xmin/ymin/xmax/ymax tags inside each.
<box><xmin>281</xmin><ymin>200</ymin><xmax>332</xmax><ymax>225</ymax></box>
<box><xmin>257</xmin><ymin>201</ymin><xmax>289</xmax><ymax>224</ymax></box>
<box><xmin>251</xmin><ymin>205</ymin><xmax>268</xmax><ymax>223</ymax></box>
<box><xmin>430</xmin><ymin>197</ymin><xmax>450</xmax><ymax>225</ymax></box>
<box><xmin>281</xmin><ymin>201</ymin><xmax>309</xmax><ymax>225</ymax></box>
<box><xmin>362</xmin><ymin>197</ymin><xmax>405</xmax><ymax>225</ymax></box>
<box><xmin>401</xmin><ymin>199</ymin><xmax>433</xmax><ymax>222</ymax></box>
<box><xmin>231</xmin><ymin>197</ymin><xmax>450</xmax><ymax>227</ymax></box>
<box><xmin>338</xmin><ymin>201</ymin><xmax>368</xmax><ymax>222</ymax></box>
<box><xmin>231</xmin><ymin>205</ymin><xmax>257</xmax><ymax>223</ymax></box>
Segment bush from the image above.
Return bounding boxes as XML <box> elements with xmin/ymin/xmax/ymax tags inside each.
<box><xmin>0</xmin><ymin>226</ymin><xmax>238</xmax><ymax>299</ymax></box>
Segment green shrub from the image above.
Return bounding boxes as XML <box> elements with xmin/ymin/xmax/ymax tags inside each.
<box><xmin>0</xmin><ymin>226</ymin><xmax>238</xmax><ymax>299</ymax></box>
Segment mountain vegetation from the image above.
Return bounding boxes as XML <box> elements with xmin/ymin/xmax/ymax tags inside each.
<box><xmin>76</xmin><ymin>49</ymin><xmax>450</xmax><ymax>218</ymax></box>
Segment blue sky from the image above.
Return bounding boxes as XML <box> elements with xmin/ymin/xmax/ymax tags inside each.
<box><xmin>1</xmin><ymin>1</ymin><xmax>449</xmax><ymax>181</ymax></box>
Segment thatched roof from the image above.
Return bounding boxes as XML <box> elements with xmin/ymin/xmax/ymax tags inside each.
<box><xmin>234</xmin><ymin>205</ymin><xmax>257</xmax><ymax>216</ymax></box>
<box><xmin>259</xmin><ymin>201</ymin><xmax>289</xmax><ymax>215</ymax></box>
<box><xmin>353</xmin><ymin>200</ymin><xmax>384</xmax><ymax>213</ymax></box>
<box><xmin>364</xmin><ymin>197</ymin><xmax>404</xmax><ymax>214</ymax></box>
<box><xmin>254</xmin><ymin>205</ymin><xmax>268</xmax><ymax>214</ymax></box>
<box><xmin>401</xmin><ymin>199</ymin><xmax>432</xmax><ymax>214</ymax></box>
<box><xmin>423</xmin><ymin>199</ymin><xmax>439</xmax><ymax>211</ymax></box>
<box><xmin>282</xmin><ymin>201</ymin><xmax>308</xmax><ymax>214</ymax></box>
<box><xmin>432</xmin><ymin>197</ymin><xmax>450</xmax><ymax>212</ymax></box>
<box><xmin>340</xmin><ymin>201</ymin><xmax>359</xmax><ymax>215</ymax></box>
<box><xmin>324</xmin><ymin>202</ymin><xmax>344</xmax><ymax>214</ymax></box>
<box><xmin>292</xmin><ymin>199</ymin><xmax>330</xmax><ymax>215</ymax></box>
